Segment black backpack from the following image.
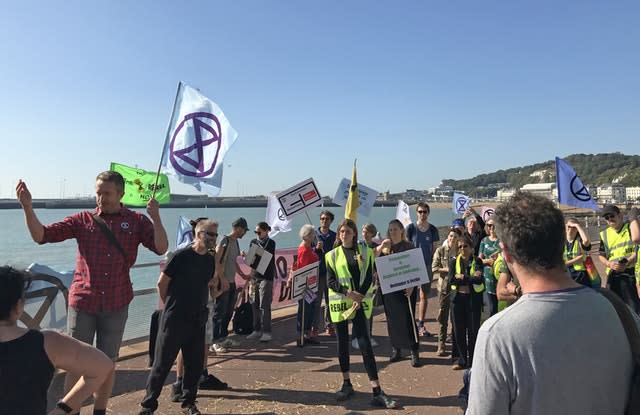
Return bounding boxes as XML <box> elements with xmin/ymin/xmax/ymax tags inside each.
<box><xmin>233</xmin><ymin>302</ymin><xmax>253</xmax><ymax>335</ymax></box>
<box><xmin>597</xmin><ymin>288</ymin><xmax>640</xmax><ymax>415</ymax></box>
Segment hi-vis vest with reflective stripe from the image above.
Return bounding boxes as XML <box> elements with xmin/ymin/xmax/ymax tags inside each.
<box><xmin>452</xmin><ymin>254</ymin><xmax>485</xmax><ymax>293</ymax></box>
<box><xmin>563</xmin><ymin>239</ymin><xmax>586</xmax><ymax>271</ymax></box>
<box><xmin>600</xmin><ymin>223</ymin><xmax>635</xmax><ymax>274</ymax></box>
<box><xmin>325</xmin><ymin>243</ymin><xmax>376</xmax><ymax>323</ymax></box>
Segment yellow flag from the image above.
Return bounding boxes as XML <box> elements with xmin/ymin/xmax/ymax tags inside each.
<box><xmin>345</xmin><ymin>160</ymin><xmax>360</xmax><ymax>222</ymax></box>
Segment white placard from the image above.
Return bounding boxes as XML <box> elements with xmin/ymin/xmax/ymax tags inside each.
<box><xmin>244</xmin><ymin>243</ymin><xmax>274</xmax><ymax>275</ymax></box>
<box><xmin>375</xmin><ymin>248</ymin><xmax>429</xmax><ymax>295</ymax></box>
<box><xmin>291</xmin><ymin>261</ymin><xmax>320</xmax><ymax>301</ymax></box>
<box><xmin>332</xmin><ymin>178</ymin><xmax>378</xmax><ymax>217</ymax></box>
<box><xmin>276</xmin><ymin>178</ymin><xmax>323</xmax><ymax>219</ymax></box>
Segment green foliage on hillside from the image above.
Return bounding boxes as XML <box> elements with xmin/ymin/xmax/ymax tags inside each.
<box><xmin>442</xmin><ymin>153</ymin><xmax>640</xmax><ymax>197</ymax></box>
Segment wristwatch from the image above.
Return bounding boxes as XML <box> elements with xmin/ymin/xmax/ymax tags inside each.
<box><xmin>56</xmin><ymin>401</ymin><xmax>73</xmax><ymax>413</ymax></box>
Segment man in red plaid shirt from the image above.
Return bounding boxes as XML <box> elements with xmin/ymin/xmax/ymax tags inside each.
<box><xmin>16</xmin><ymin>171</ymin><xmax>168</xmax><ymax>415</ymax></box>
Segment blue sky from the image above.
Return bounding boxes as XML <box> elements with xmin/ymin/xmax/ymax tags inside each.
<box><xmin>1</xmin><ymin>1</ymin><xmax>638</xmax><ymax>199</ymax></box>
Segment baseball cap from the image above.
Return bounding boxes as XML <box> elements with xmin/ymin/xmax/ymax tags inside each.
<box><xmin>452</xmin><ymin>218</ymin><xmax>464</xmax><ymax>228</ymax></box>
<box><xmin>232</xmin><ymin>217</ymin><xmax>249</xmax><ymax>230</ymax></box>
<box><xmin>600</xmin><ymin>204</ymin><xmax>620</xmax><ymax>217</ymax></box>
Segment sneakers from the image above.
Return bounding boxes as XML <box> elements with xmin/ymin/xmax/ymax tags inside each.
<box><xmin>336</xmin><ymin>383</ymin><xmax>355</xmax><ymax>401</ymax></box>
<box><xmin>246</xmin><ymin>331</ymin><xmax>262</xmax><ymax>340</ymax></box>
<box><xmin>437</xmin><ymin>344</ymin><xmax>448</xmax><ymax>356</ymax></box>
<box><xmin>259</xmin><ymin>332</ymin><xmax>272</xmax><ymax>342</ymax></box>
<box><xmin>171</xmin><ymin>382</ymin><xmax>183</xmax><ymax>402</ymax></box>
<box><xmin>389</xmin><ymin>347</ymin><xmax>401</xmax><ymax>363</ymax></box>
<box><xmin>220</xmin><ymin>337</ymin><xmax>240</xmax><ymax>347</ymax></box>
<box><xmin>371</xmin><ymin>392</ymin><xmax>398</xmax><ymax>409</ymax></box>
<box><xmin>209</xmin><ymin>343</ymin><xmax>228</xmax><ymax>354</ymax></box>
<box><xmin>351</xmin><ymin>338</ymin><xmax>359</xmax><ymax>350</ymax></box>
<box><xmin>181</xmin><ymin>402</ymin><xmax>201</xmax><ymax>415</ymax></box>
<box><xmin>326</xmin><ymin>324</ymin><xmax>336</xmax><ymax>337</ymax></box>
<box><xmin>199</xmin><ymin>374</ymin><xmax>229</xmax><ymax>390</ymax></box>
<box><xmin>370</xmin><ymin>337</ymin><xmax>379</xmax><ymax>347</ymax></box>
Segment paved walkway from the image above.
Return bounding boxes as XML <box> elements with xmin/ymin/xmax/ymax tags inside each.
<box><xmin>48</xmin><ymin>294</ymin><xmax>466</xmax><ymax>415</ymax></box>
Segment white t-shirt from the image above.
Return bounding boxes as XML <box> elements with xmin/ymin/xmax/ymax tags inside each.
<box><xmin>467</xmin><ymin>286</ymin><xmax>634</xmax><ymax>415</ymax></box>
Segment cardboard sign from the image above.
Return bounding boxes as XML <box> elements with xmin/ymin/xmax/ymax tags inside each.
<box><xmin>375</xmin><ymin>248</ymin><xmax>429</xmax><ymax>294</ymax></box>
<box><xmin>332</xmin><ymin>177</ymin><xmax>378</xmax><ymax>217</ymax></box>
<box><xmin>276</xmin><ymin>178</ymin><xmax>323</xmax><ymax>218</ymax></box>
<box><xmin>290</xmin><ymin>261</ymin><xmax>320</xmax><ymax>301</ymax></box>
<box><xmin>244</xmin><ymin>243</ymin><xmax>274</xmax><ymax>275</ymax></box>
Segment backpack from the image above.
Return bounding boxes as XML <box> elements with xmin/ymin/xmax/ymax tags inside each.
<box><xmin>597</xmin><ymin>288</ymin><xmax>640</xmax><ymax>415</ymax></box>
<box><xmin>232</xmin><ymin>302</ymin><xmax>253</xmax><ymax>335</ymax></box>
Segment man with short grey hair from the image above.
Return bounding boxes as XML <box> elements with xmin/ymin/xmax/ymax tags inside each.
<box><xmin>467</xmin><ymin>192</ymin><xmax>634</xmax><ymax>414</ymax></box>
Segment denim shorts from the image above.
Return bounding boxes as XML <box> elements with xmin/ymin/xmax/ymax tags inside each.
<box><xmin>67</xmin><ymin>305</ymin><xmax>129</xmax><ymax>360</ymax></box>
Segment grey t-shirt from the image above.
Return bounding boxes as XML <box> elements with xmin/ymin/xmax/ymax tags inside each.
<box><xmin>467</xmin><ymin>286</ymin><xmax>633</xmax><ymax>415</ymax></box>
<box><xmin>218</xmin><ymin>235</ymin><xmax>240</xmax><ymax>283</ymax></box>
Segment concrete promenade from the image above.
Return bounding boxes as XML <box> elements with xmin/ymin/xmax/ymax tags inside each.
<box><xmin>48</xmin><ymin>295</ymin><xmax>467</xmax><ymax>415</ymax></box>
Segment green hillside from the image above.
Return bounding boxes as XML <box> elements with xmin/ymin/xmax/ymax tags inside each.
<box><xmin>441</xmin><ymin>153</ymin><xmax>640</xmax><ymax>197</ymax></box>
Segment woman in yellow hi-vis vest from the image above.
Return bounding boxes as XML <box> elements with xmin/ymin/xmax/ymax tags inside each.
<box><xmin>325</xmin><ymin>219</ymin><xmax>398</xmax><ymax>409</ymax></box>
<box><xmin>563</xmin><ymin>218</ymin><xmax>592</xmax><ymax>287</ymax></box>
<box><xmin>449</xmin><ymin>235</ymin><xmax>485</xmax><ymax>370</ymax></box>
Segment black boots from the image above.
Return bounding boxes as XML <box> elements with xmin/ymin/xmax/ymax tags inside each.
<box><xmin>389</xmin><ymin>347</ymin><xmax>401</xmax><ymax>362</ymax></box>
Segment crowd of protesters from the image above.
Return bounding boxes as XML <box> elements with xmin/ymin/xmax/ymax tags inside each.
<box><xmin>5</xmin><ymin>171</ymin><xmax>640</xmax><ymax>414</ymax></box>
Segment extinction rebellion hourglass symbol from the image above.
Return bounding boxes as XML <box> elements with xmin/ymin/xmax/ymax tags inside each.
<box><xmin>169</xmin><ymin>112</ymin><xmax>222</xmax><ymax>178</ymax></box>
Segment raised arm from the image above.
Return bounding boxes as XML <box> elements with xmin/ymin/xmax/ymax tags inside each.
<box><xmin>44</xmin><ymin>330</ymin><xmax>114</xmax><ymax>414</ymax></box>
<box><xmin>146</xmin><ymin>198</ymin><xmax>168</xmax><ymax>254</ymax></box>
<box><xmin>630</xmin><ymin>207</ymin><xmax>640</xmax><ymax>244</ymax></box>
<box><xmin>16</xmin><ymin>180</ymin><xmax>45</xmax><ymax>243</ymax></box>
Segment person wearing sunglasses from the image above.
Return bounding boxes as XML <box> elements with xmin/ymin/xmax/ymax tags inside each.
<box><xmin>405</xmin><ymin>202</ymin><xmax>440</xmax><ymax>338</ymax></box>
<box><xmin>139</xmin><ymin>219</ymin><xmax>220</xmax><ymax>415</ymax></box>
<box><xmin>246</xmin><ymin>222</ymin><xmax>276</xmax><ymax>343</ymax></box>
<box><xmin>449</xmin><ymin>235</ymin><xmax>484</xmax><ymax>370</ymax></box>
<box><xmin>597</xmin><ymin>204</ymin><xmax>638</xmax><ymax>312</ymax></box>
<box><xmin>478</xmin><ymin>216</ymin><xmax>501</xmax><ymax>317</ymax></box>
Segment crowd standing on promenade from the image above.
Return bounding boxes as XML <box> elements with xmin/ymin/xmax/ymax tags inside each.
<box><xmin>4</xmin><ymin>171</ymin><xmax>640</xmax><ymax>414</ymax></box>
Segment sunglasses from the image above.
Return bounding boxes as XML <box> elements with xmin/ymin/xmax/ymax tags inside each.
<box><xmin>487</xmin><ymin>224</ymin><xmax>495</xmax><ymax>228</ymax></box>
<box><xmin>254</xmin><ymin>230</ymin><xmax>264</xmax><ymax>234</ymax></box>
<box><xmin>417</xmin><ymin>210</ymin><xmax>428</xmax><ymax>214</ymax></box>
<box><xmin>458</xmin><ymin>244</ymin><xmax>469</xmax><ymax>249</ymax></box>
<box><xmin>202</xmin><ymin>231</ymin><xmax>218</xmax><ymax>238</ymax></box>
<box><xmin>604</xmin><ymin>214</ymin><xmax>616</xmax><ymax>220</ymax></box>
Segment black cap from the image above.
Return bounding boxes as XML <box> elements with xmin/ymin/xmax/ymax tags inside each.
<box><xmin>232</xmin><ymin>217</ymin><xmax>249</xmax><ymax>230</ymax></box>
<box><xmin>600</xmin><ymin>204</ymin><xmax>620</xmax><ymax>217</ymax></box>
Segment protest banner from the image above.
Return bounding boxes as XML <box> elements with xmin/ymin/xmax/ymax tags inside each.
<box><xmin>375</xmin><ymin>248</ymin><xmax>429</xmax><ymax>295</ymax></box>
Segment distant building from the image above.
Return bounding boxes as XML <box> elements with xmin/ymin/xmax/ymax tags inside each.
<box><xmin>626</xmin><ymin>187</ymin><xmax>640</xmax><ymax>202</ymax></box>
<box><xmin>497</xmin><ymin>188</ymin><xmax>516</xmax><ymax>201</ymax></box>
<box><xmin>520</xmin><ymin>183</ymin><xmax>557</xmax><ymax>200</ymax></box>
<box><xmin>597</xmin><ymin>184</ymin><xmax>625</xmax><ymax>204</ymax></box>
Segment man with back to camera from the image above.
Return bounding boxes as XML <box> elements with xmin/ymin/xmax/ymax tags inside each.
<box><xmin>467</xmin><ymin>192</ymin><xmax>635</xmax><ymax>414</ymax></box>
<box><xmin>16</xmin><ymin>171</ymin><xmax>168</xmax><ymax>415</ymax></box>
<box><xmin>597</xmin><ymin>204</ymin><xmax>638</xmax><ymax>312</ymax></box>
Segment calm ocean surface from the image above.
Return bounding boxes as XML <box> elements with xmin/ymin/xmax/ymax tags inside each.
<box><xmin>1</xmin><ymin>205</ymin><xmax>455</xmax><ymax>288</ymax></box>
<box><xmin>2</xmin><ymin>205</ymin><xmax>455</xmax><ymax>341</ymax></box>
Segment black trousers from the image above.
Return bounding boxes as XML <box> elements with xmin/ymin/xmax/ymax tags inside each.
<box><xmin>336</xmin><ymin>308</ymin><xmax>378</xmax><ymax>381</ymax></box>
<box><xmin>608</xmin><ymin>272</ymin><xmax>639</xmax><ymax>313</ymax></box>
<box><xmin>141</xmin><ymin>310</ymin><xmax>206</xmax><ymax>411</ymax></box>
<box><xmin>213</xmin><ymin>282</ymin><xmax>237</xmax><ymax>340</ymax></box>
<box><xmin>451</xmin><ymin>292</ymin><xmax>482</xmax><ymax>368</ymax></box>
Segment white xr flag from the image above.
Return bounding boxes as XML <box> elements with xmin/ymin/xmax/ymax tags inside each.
<box><xmin>266</xmin><ymin>194</ymin><xmax>292</xmax><ymax>238</ymax></box>
<box><xmin>396</xmin><ymin>200</ymin><xmax>412</xmax><ymax>227</ymax></box>
<box><xmin>160</xmin><ymin>82</ymin><xmax>237</xmax><ymax>196</ymax></box>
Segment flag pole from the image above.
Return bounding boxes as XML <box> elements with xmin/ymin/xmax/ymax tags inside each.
<box><xmin>152</xmin><ymin>81</ymin><xmax>183</xmax><ymax>200</ymax></box>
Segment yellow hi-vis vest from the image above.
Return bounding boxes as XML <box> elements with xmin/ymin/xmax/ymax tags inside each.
<box><xmin>325</xmin><ymin>243</ymin><xmax>376</xmax><ymax>323</ymax></box>
<box><xmin>563</xmin><ymin>239</ymin><xmax>586</xmax><ymax>271</ymax></box>
<box><xmin>452</xmin><ymin>254</ymin><xmax>485</xmax><ymax>293</ymax></box>
<box><xmin>600</xmin><ymin>223</ymin><xmax>635</xmax><ymax>274</ymax></box>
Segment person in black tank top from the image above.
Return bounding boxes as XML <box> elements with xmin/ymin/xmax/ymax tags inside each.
<box><xmin>0</xmin><ymin>266</ymin><xmax>113</xmax><ymax>415</ymax></box>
